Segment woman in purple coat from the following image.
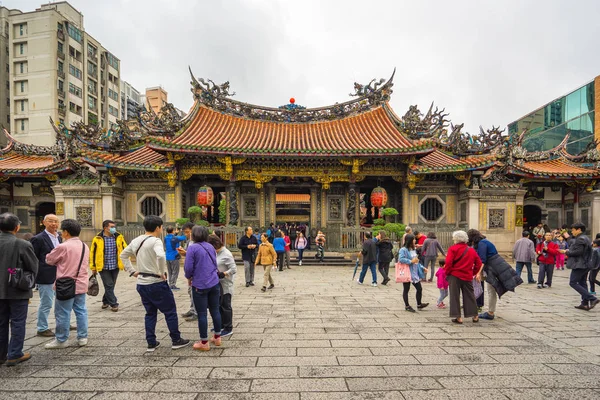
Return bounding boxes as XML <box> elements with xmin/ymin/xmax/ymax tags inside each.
<box><xmin>184</xmin><ymin>226</ymin><xmax>222</xmax><ymax>351</ymax></box>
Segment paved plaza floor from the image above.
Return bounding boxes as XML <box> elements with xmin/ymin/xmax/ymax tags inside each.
<box><xmin>2</xmin><ymin>263</ymin><xmax>600</xmax><ymax>399</ymax></box>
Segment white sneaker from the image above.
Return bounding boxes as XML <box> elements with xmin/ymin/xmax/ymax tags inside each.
<box><xmin>77</xmin><ymin>338</ymin><xmax>88</xmax><ymax>346</ymax></box>
<box><xmin>357</xmin><ymin>280</ymin><xmax>363</xmax><ymax>285</ymax></box>
<box><xmin>45</xmin><ymin>339</ymin><xmax>68</xmax><ymax>349</ymax></box>
<box><xmin>299</xmin><ymin>261</ymin><xmax>302</xmax><ymax>266</ymax></box>
<box><xmin>372</xmin><ymin>283</ymin><xmax>377</xmax><ymax>287</ymax></box>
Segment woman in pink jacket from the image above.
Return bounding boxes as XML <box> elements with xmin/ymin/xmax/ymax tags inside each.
<box><xmin>44</xmin><ymin>219</ymin><xmax>90</xmax><ymax>349</ymax></box>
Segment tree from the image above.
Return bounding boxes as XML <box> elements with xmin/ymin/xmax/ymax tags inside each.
<box><xmin>187</xmin><ymin>206</ymin><xmax>202</xmax><ymax>223</ymax></box>
<box><xmin>371</xmin><ymin>207</ymin><xmax>404</xmax><ymax>240</ymax></box>
<box><xmin>176</xmin><ymin>217</ymin><xmax>190</xmax><ymax>227</ymax></box>
<box><xmin>218</xmin><ymin>199</ymin><xmax>227</xmax><ymax>224</ymax></box>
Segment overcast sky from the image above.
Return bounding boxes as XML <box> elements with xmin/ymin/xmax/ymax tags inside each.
<box><xmin>10</xmin><ymin>0</ymin><xmax>600</xmax><ymax>133</ymax></box>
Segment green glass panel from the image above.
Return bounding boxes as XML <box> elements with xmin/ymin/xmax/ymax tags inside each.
<box><xmin>565</xmin><ymin>90</ymin><xmax>581</xmax><ymax>121</ymax></box>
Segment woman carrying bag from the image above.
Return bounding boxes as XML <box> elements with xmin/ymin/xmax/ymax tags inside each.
<box><xmin>398</xmin><ymin>234</ymin><xmax>428</xmax><ymax>312</ymax></box>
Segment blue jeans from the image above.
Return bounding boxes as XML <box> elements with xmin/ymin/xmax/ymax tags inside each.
<box><xmin>569</xmin><ymin>269</ymin><xmax>597</xmax><ymax>304</ymax></box>
<box><xmin>136</xmin><ymin>281</ymin><xmax>182</xmax><ymax>346</ymax></box>
<box><xmin>359</xmin><ymin>262</ymin><xmax>377</xmax><ymax>284</ymax></box>
<box><xmin>515</xmin><ymin>262</ymin><xmax>534</xmax><ymax>283</ymax></box>
<box><xmin>192</xmin><ymin>284</ymin><xmax>222</xmax><ymax>341</ymax></box>
<box><xmin>37</xmin><ymin>284</ymin><xmax>55</xmax><ymax>332</ymax></box>
<box><xmin>55</xmin><ymin>294</ymin><xmax>87</xmax><ymax>343</ymax></box>
<box><xmin>0</xmin><ymin>299</ymin><xmax>28</xmax><ymax>360</ymax></box>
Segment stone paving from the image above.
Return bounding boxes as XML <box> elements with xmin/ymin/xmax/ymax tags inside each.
<box><xmin>2</xmin><ymin>263</ymin><xmax>600</xmax><ymax>399</ymax></box>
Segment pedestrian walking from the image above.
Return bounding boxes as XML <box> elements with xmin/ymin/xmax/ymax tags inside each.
<box><xmin>358</xmin><ymin>232</ymin><xmax>378</xmax><ymax>287</ymax></box>
<box><xmin>120</xmin><ymin>215</ymin><xmax>191</xmax><ymax>352</ymax></box>
<box><xmin>589</xmin><ymin>239</ymin><xmax>600</xmax><ymax>295</ymax></box>
<box><xmin>315</xmin><ymin>231</ymin><xmax>326</xmax><ymax>262</ymax></box>
<box><xmin>289</xmin><ymin>224</ymin><xmax>297</xmax><ymax>251</ymax></box>
<box><xmin>165</xmin><ymin>226</ymin><xmax>186</xmax><ymax>290</ymax></box>
<box><xmin>30</xmin><ymin>214</ymin><xmax>62</xmax><ymax>337</ymax></box>
<box><xmin>90</xmin><ymin>220</ymin><xmax>127</xmax><ymax>312</ymax></box>
<box><xmin>398</xmin><ymin>234</ymin><xmax>429</xmax><ymax>312</ymax></box>
<box><xmin>208</xmin><ymin>234</ymin><xmax>236</xmax><ymax>337</ymax></box>
<box><xmin>238</xmin><ymin>226</ymin><xmax>258</xmax><ymax>287</ymax></box>
<box><xmin>255</xmin><ymin>233</ymin><xmax>277</xmax><ymax>292</ymax></box>
<box><xmin>536</xmin><ymin>232</ymin><xmax>559</xmax><ymax>289</ymax></box>
<box><xmin>470</xmin><ymin>229</ymin><xmax>523</xmax><ymax>321</ymax></box>
<box><xmin>559</xmin><ymin>223</ymin><xmax>599</xmax><ymax>310</ymax></box>
<box><xmin>273</xmin><ymin>231</ymin><xmax>286</xmax><ymax>271</ymax></box>
<box><xmin>0</xmin><ymin>213</ymin><xmax>38</xmax><ymax>367</ymax></box>
<box><xmin>44</xmin><ymin>219</ymin><xmax>90</xmax><ymax>349</ymax></box>
<box><xmin>444</xmin><ymin>230</ymin><xmax>482</xmax><ymax>324</ymax></box>
<box><xmin>421</xmin><ymin>232</ymin><xmax>446</xmax><ymax>282</ymax></box>
<box><xmin>376</xmin><ymin>231</ymin><xmax>393</xmax><ymax>285</ymax></box>
<box><xmin>184</xmin><ymin>226</ymin><xmax>222</xmax><ymax>351</ymax></box>
<box><xmin>284</xmin><ymin>232</ymin><xmax>292</xmax><ymax>269</ymax></box>
<box><xmin>295</xmin><ymin>231</ymin><xmax>307</xmax><ymax>266</ymax></box>
<box><xmin>513</xmin><ymin>230</ymin><xmax>537</xmax><ymax>284</ymax></box>
<box><xmin>436</xmin><ymin>260</ymin><xmax>449</xmax><ymax>308</ymax></box>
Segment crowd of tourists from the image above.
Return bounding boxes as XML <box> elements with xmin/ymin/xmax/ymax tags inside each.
<box><xmin>2</xmin><ymin>209</ymin><xmax>599</xmax><ymax>368</ymax></box>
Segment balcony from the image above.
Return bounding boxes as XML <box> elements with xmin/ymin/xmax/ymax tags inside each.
<box><xmin>58</xmin><ymin>70</ymin><xmax>65</xmax><ymax>79</ymax></box>
<box><xmin>57</xmin><ymin>30</ymin><xmax>65</xmax><ymax>41</ymax></box>
<box><xmin>58</xmin><ymin>104</ymin><xmax>66</xmax><ymax>117</ymax></box>
<box><xmin>57</xmin><ymin>50</ymin><xmax>65</xmax><ymax>60</ymax></box>
<box><xmin>57</xmin><ymin>89</ymin><xmax>65</xmax><ymax>98</ymax></box>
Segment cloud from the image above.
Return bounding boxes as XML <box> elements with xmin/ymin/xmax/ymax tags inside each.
<box><xmin>11</xmin><ymin>0</ymin><xmax>600</xmax><ymax>133</ymax></box>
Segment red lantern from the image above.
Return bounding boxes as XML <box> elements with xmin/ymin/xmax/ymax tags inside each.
<box><xmin>289</xmin><ymin>97</ymin><xmax>295</xmax><ymax>104</ymax></box>
<box><xmin>197</xmin><ymin>186</ymin><xmax>214</xmax><ymax>206</ymax></box>
<box><xmin>370</xmin><ymin>186</ymin><xmax>388</xmax><ymax>208</ymax></box>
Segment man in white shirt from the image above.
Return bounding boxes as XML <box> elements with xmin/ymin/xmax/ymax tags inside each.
<box><xmin>120</xmin><ymin>215</ymin><xmax>190</xmax><ymax>352</ymax></box>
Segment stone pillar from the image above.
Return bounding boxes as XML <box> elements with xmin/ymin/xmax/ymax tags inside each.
<box><xmin>515</xmin><ymin>189</ymin><xmax>527</xmax><ymax>242</ymax></box>
<box><xmin>402</xmin><ymin>186</ymin><xmax>409</xmax><ymax>225</ymax></box>
<box><xmin>321</xmin><ymin>187</ymin><xmax>327</xmax><ymax>229</ymax></box>
<box><xmin>227</xmin><ymin>181</ymin><xmax>239</xmax><ymax>226</ymax></box>
<box><xmin>467</xmin><ymin>193</ymin><xmax>480</xmax><ymax>230</ymax></box>
<box><xmin>591</xmin><ymin>190</ymin><xmax>600</xmax><ymax>236</ymax></box>
<box><xmin>310</xmin><ymin>187</ymin><xmax>318</xmax><ymax>230</ymax></box>
<box><xmin>347</xmin><ymin>183</ymin><xmax>358</xmax><ymax>227</ymax></box>
<box><xmin>100</xmin><ymin>183</ymin><xmax>114</xmax><ymax>222</ymax></box>
<box><xmin>174</xmin><ymin>182</ymin><xmax>183</xmax><ymax>221</ymax></box>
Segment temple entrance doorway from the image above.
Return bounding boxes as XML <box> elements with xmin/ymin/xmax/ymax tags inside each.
<box><xmin>275</xmin><ymin>189</ymin><xmax>311</xmax><ymax>226</ymax></box>
<box><xmin>523</xmin><ymin>205</ymin><xmax>542</xmax><ymax>231</ymax></box>
<box><xmin>35</xmin><ymin>202</ymin><xmax>56</xmax><ymax>234</ymax></box>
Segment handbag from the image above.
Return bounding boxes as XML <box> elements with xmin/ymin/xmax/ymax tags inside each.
<box><xmin>87</xmin><ymin>274</ymin><xmax>99</xmax><ymax>296</ymax></box>
<box><xmin>8</xmin><ymin>261</ymin><xmax>35</xmax><ymax>291</ymax></box>
<box><xmin>395</xmin><ymin>262</ymin><xmax>411</xmax><ymax>283</ymax></box>
<box><xmin>473</xmin><ymin>278</ymin><xmax>483</xmax><ymax>298</ymax></box>
<box><xmin>56</xmin><ymin>242</ymin><xmax>85</xmax><ymax>301</ymax></box>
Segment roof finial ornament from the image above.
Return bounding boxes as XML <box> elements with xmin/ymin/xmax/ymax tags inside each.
<box><xmin>189</xmin><ymin>67</ymin><xmax>235</xmax><ymax>104</ymax></box>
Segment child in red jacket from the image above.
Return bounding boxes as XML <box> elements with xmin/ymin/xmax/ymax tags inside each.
<box><xmin>536</xmin><ymin>232</ymin><xmax>559</xmax><ymax>288</ymax></box>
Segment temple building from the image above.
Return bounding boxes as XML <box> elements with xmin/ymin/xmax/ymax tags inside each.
<box><xmin>1</xmin><ymin>68</ymin><xmax>600</xmax><ymax>253</ymax></box>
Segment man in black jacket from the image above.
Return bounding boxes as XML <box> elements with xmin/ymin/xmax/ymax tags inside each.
<box><xmin>358</xmin><ymin>232</ymin><xmax>378</xmax><ymax>286</ymax></box>
<box><xmin>238</xmin><ymin>227</ymin><xmax>258</xmax><ymax>287</ymax></box>
<box><xmin>30</xmin><ymin>214</ymin><xmax>62</xmax><ymax>337</ymax></box>
<box><xmin>0</xmin><ymin>213</ymin><xmax>38</xmax><ymax>366</ymax></box>
<box><xmin>560</xmin><ymin>223</ymin><xmax>599</xmax><ymax>310</ymax></box>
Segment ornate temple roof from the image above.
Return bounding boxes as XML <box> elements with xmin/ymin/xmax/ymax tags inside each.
<box><xmin>411</xmin><ymin>150</ymin><xmax>497</xmax><ymax>174</ymax></box>
<box><xmin>510</xmin><ymin>159</ymin><xmax>599</xmax><ymax>178</ymax></box>
<box><xmin>147</xmin><ymin>103</ymin><xmax>432</xmax><ymax>157</ymax></box>
<box><xmin>0</xmin><ymin>154</ymin><xmax>71</xmax><ymax>176</ymax></box>
<box><xmin>80</xmin><ymin>146</ymin><xmax>170</xmax><ymax>171</ymax></box>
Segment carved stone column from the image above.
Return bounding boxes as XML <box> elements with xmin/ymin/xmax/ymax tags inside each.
<box><xmin>227</xmin><ymin>182</ymin><xmax>239</xmax><ymax>226</ymax></box>
<box><xmin>347</xmin><ymin>183</ymin><xmax>358</xmax><ymax>227</ymax></box>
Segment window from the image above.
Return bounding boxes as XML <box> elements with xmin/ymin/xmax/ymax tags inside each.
<box><xmin>19</xmin><ymin>24</ymin><xmax>23</xmax><ymax>36</ymax></box>
<box><xmin>108</xmin><ymin>104</ymin><xmax>118</xmax><ymax>117</ymax></box>
<box><xmin>5</xmin><ymin>63</ymin><xmax>7</xmax><ymax>73</ymax></box>
<box><xmin>20</xmin><ymin>100</ymin><xmax>24</xmax><ymax>112</ymax></box>
<box><xmin>69</xmin><ymin>64</ymin><xmax>82</xmax><ymax>80</ymax></box>
<box><xmin>67</xmin><ymin>23</ymin><xmax>82</xmax><ymax>43</ymax></box>
<box><xmin>5</xmin><ymin>46</ymin><xmax>8</xmax><ymax>56</ymax></box>
<box><xmin>19</xmin><ymin>62</ymin><xmax>24</xmax><ymax>73</ymax></box>
<box><xmin>19</xmin><ymin>81</ymin><xmax>24</xmax><ymax>92</ymax></box>
<box><xmin>87</xmin><ymin>43</ymin><xmax>97</xmax><ymax>58</ymax></box>
<box><xmin>108</xmin><ymin>88</ymin><xmax>118</xmax><ymax>101</ymax></box>
<box><xmin>141</xmin><ymin>196</ymin><xmax>163</xmax><ymax>217</ymax></box>
<box><xmin>69</xmin><ymin>82</ymin><xmax>82</xmax><ymax>97</ymax></box>
<box><xmin>88</xmin><ymin>95</ymin><xmax>97</xmax><ymax>110</ymax></box>
<box><xmin>6</xmin><ymin>115</ymin><xmax>9</xmax><ymax>124</ymax></box>
<box><xmin>20</xmin><ymin>120</ymin><xmax>25</xmax><ymax>131</ymax></box>
<box><xmin>58</xmin><ymin>42</ymin><xmax>63</xmax><ymax>53</ymax></box>
<box><xmin>58</xmin><ymin>60</ymin><xmax>63</xmax><ymax>72</ymax></box>
<box><xmin>58</xmin><ymin>80</ymin><xmax>63</xmax><ymax>91</ymax></box>
<box><xmin>420</xmin><ymin>197</ymin><xmax>443</xmax><ymax>222</ymax></box>
<box><xmin>5</xmin><ymin>98</ymin><xmax>9</xmax><ymax>106</ymax></box>
<box><xmin>19</xmin><ymin>43</ymin><xmax>23</xmax><ymax>55</ymax></box>
<box><xmin>88</xmin><ymin>78</ymin><xmax>97</xmax><ymax>95</ymax></box>
<box><xmin>87</xmin><ymin>60</ymin><xmax>97</xmax><ymax>76</ymax></box>
<box><xmin>69</xmin><ymin>102</ymin><xmax>82</xmax><ymax>115</ymax></box>
<box><xmin>106</xmin><ymin>52</ymin><xmax>119</xmax><ymax>70</ymax></box>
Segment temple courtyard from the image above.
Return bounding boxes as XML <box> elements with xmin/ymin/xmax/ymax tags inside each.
<box><xmin>2</xmin><ymin>264</ymin><xmax>600</xmax><ymax>399</ymax></box>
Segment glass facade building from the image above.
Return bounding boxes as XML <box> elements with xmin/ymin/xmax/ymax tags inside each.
<box><xmin>508</xmin><ymin>81</ymin><xmax>595</xmax><ymax>155</ymax></box>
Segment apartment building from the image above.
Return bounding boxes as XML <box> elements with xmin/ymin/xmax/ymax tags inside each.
<box><xmin>6</xmin><ymin>1</ymin><xmax>121</xmax><ymax>146</ymax></box>
<box><xmin>120</xmin><ymin>80</ymin><xmax>142</xmax><ymax>120</ymax></box>
<box><xmin>144</xmin><ymin>86</ymin><xmax>168</xmax><ymax>114</ymax></box>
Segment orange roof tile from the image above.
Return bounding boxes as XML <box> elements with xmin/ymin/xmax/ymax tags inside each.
<box><xmin>513</xmin><ymin>159</ymin><xmax>597</xmax><ymax>177</ymax></box>
<box><xmin>148</xmin><ymin>104</ymin><xmax>431</xmax><ymax>156</ymax></box>
<box><xmin>412</xmin><ymin>150</ymin><xmax>496</xmax><ymax>173</ymax></box>
<box><xmin>275</xmin><ymin>194</ymin><xmax>311</xmax><ymax>204</ymax></box>
<box><xmin>81</xmin><ymin>146</ymin><xmax>169</xmax><ymax>170</ymax></box>
<box><xmin>0</xmin><ymin>155</ymin><xmax>68</xmax><ymax>174</ymax></box>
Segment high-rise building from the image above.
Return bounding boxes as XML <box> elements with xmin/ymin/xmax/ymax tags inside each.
<box><xmin>120</xmin><ymin>80</ymin><xmax>142</xmax><ymax>120</ymax></box>
<box><xmin>144</xmin><ymin>86</ymin><xmax>168</xmax><ymax>114</ymax></box>
<box><xmin>5</xmin><ymin>1</ymin><xmax>121</xmax><ymax>146</ymax></box>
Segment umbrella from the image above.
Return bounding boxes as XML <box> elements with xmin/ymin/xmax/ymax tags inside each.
<box><xmin>352</xmin><ymin>258</ymin><xmax>360</xmax><ymax>280</ymax></box>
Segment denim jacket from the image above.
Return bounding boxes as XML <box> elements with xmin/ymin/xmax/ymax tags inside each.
<box><xmin>399</xmin><ymin>247</ymin><xmax>425</xmax><ymax>284</ymax></box>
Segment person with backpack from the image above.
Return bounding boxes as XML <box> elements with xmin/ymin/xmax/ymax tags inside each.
<box><xmin>165</xmin><ymin>226</ymin><xmax>186</xmax><ymax>291</ymax></box>
<box><xmin>376</xmin><ymin>231</ymin><xmax>394</xmax><ymax>285</ymax></box>
<box><xmin>536</xmin><ymin>232</ymin><xmax>559</xmax><ymax>289</ymax></box>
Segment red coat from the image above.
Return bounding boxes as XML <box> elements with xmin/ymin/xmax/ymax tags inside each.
<box><xmin>444</xmin><ymin>243</ymin><xmax>483</xmax><ymax>282</ymax></box>
<box><xmin>536</xmin><ymin>241</ymin><xmax>559</xmax><ymax>264</ymax></box>
<box><xmin>417</xmin><ymin>235</ymin><xmax>427</xmax><ymax>246</ymax></box>
<box><xmin>284</xmin><ymin>236</ymin><xmax>291</xmax><ymax>251</ymax></box>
